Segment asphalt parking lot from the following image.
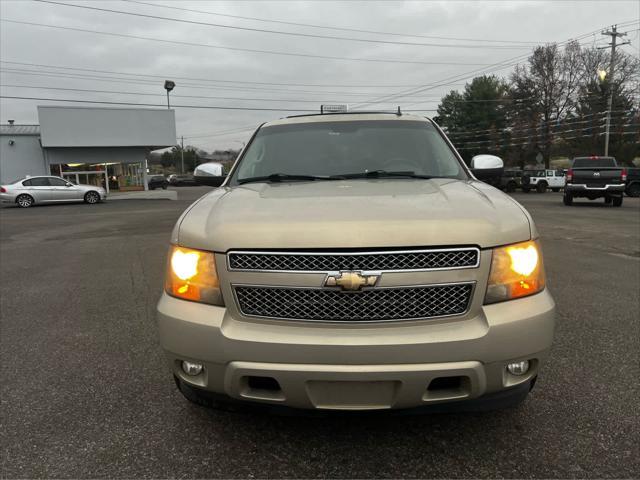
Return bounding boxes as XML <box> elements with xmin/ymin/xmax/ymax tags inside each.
<box><xmin>1</xmin><ymin>187</ymin><xmax>638</xmax><ymax>478</ymax></box>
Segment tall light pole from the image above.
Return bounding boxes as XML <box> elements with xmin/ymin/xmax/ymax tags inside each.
<box><xmin>164</xmin><ymin>80</ymin><xmax>175</xmax><ymax>110</ymax></box>
<box><xmin>180</xmin><ymin>135</ymin><xmax>185</xmax><ymax>174</ymax></box>
<box><xmin>600</xmin><ymin>26</ymin><xmax>629</xmax><ymax>157</ymax></box>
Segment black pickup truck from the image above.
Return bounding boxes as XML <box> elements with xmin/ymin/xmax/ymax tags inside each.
<box><xmin>625</xmin><ymin>167</ymin><xmax>640</xmax><ymax>197</ymax></box>
<box><xmin>563</xmin><ymin>156</ymin><xmax>627</xmax><ymax>207</ymax></box>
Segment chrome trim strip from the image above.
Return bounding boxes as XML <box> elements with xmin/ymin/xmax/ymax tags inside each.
<box><xmin>226</xmin><ymin>247</ymin><xmax>481</xmax><ymax>273</ymax></box>
<box><xmin>567</xmin><ymin>183</ymin><xmax>625</xmax><ymax>191</ymax></box>
<box><xmin>231</xmin><ymin>281</ymin><xmax>476</xmax><ymax>324</ymax></box>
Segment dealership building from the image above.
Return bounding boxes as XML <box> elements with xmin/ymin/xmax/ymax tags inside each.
<box><xmin>0</xmin><ymin>106</ymin><xmax>176</xmax><ymax>192</ymax></box>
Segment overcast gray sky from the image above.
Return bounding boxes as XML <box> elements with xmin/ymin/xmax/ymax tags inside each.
<box><xmin>1</xmin><ymin>0</ymin><xmax>638</xmax><ymax>151</ymax></box>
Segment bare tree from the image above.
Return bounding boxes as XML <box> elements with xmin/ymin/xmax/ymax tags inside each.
<box><xmin>510</xmin><ymin>41</ymin><xmax>583</xmax><ymax>167</ymax></box>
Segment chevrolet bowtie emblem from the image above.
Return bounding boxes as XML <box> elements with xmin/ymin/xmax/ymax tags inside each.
<box><xmin>325</xmin><ymin>271</ymin><xmax>380</xmax><ymax>291</ymax></box>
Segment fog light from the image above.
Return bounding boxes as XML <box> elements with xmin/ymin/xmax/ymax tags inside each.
<box><xmin>181</xmin><ymin>360</ymin><xmax>203</xmax><ymax>376</ymax></box>
<box><xmin>507</xmin><ymin>360</ymin><xmax>530</xmax><ymax>376</ymax></box>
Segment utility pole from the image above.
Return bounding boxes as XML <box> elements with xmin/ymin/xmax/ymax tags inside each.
<box><xmin>601</xmin><ymin>25</ymin><xmax>629</xmax><ymax>157</ymax></box>
<box><xmin>180</xmin><ymin>136</ymin><xmax>185</xmax><ymax>174</ymax></box>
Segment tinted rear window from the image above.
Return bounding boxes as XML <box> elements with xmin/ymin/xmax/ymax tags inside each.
<box><xmin>573</xmin><ymin>158</ymin><xmax>616</xmax><ymax>168</ymax></box>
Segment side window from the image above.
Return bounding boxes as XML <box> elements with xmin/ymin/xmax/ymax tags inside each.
<box><xmin>48</xmin><ymin>178</ymin><xmax>68</xmax><ymax>186</ymax></box>
<box><xmin>29</xmin><ymin>177</ymin><xmax>50</xmax><ymax>186</ymax></box>
<box><xmin>22</xmin><ymin>179</ymin><xmax>33</xmax><ymax>186</ymax></box>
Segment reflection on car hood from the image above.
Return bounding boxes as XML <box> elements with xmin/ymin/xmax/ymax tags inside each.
<box><xmin>176</xmin><ymin>178</ymin><xmax>533</xmax><ymax>251</ymax></box>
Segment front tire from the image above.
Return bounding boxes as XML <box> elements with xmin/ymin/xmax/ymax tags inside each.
<box><xmin>16</xmin><ymin>194</ymin><xmax>34</xmax><ymax>208</ymax></box>
<box><xmin>563</xmin><ymin>193</ymin><xmax>573</xmax><ymax>206</ymax></box>
<box><xmin>536</xmin><ymin>182</ymin><xmax>547</xmax><ymax>193</ymax></box>
<box><xmin>84</xmin><ymin>191</ymin><xmax>100</xmax><ymax>204</ymax></box>
<box><xmin>613</xmin><ymin>196</ymin><xmax>623</xmax><ymax>207</ymax></box>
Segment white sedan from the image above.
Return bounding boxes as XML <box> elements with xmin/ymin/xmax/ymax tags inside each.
<box><xmin>0</xmin><ymin>175</ymin><xmax>107</xmax><ymax>208</ymax></box>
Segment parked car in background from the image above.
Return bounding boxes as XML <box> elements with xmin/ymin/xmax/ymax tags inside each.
<box><xmin>624</xmin><ymin>167</ymin><xmax>640</xmax><ymax>197</ymax></box>
<box><xmin>0</xmin><ymin>175</ymin><xmax>106</xmax><ymax>208</ymax></box>
<box><xmin>147</xmin><ymin>174</ymin><xmax>168</xmax><ymax>190</ymax></box>
<box><xmin>499</xmin><ymin>169</ymin><xmax>523</xmax><ymax>192</ymax></box>
<box><xmin>168</xmin><ymin>174</ymin><xmax>197</xmax><ymax>186</ymax></box>
<box><xmin>564</xmin><ymin>156</ymin><xmax>626</xmax><ymax>206</ymax></box>
<box><xmin>522</xmin><ymin>169</ymin><xmax>565</xmax><ymax>193</ymax></box>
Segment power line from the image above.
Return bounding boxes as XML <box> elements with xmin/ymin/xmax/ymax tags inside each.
<box><xmin>0</xmin><ymin>94</ymin><xmax>438</xmax><ymax>112</ymax></box>
<box><xmin>35</xmin><ymin>0</ymin><xmax>535</xmax><ymax>49</ymax></box>
<box><xmin>0</xmin><ymin>95</ymin><xmax>316</xmax><ymax>112</ymax></box>
<box><xmin>0</xmin><ymin>83</ymin><xmax>382</xmax><ymax>104</ymax></box>
<box><xmin>352</xmin><ymin>22</ymin><xmax>640</xmax><ymax>109</ymax></box>
<box><xmin>124</xmin><ymin>0</ymin><xmax>543</xmax><ymax>45</ymax></box>
<box><xmin>0</xmin><ymin>67</ymin><xmax>467</xmax><ymax>97</ymax></box>
<box><xmin>0</xmin><ymin>19</ymin><xmax>499</xmax><ymax>67</ymax></box>
<box><xmin>0</xmin><ymin>60</ymin><xmax>462</xmax><ymax>89</ymax></box>
<box><xmin>0</xmin><ymin>83</ymin><xmax>535</xmax><ymax>105</ymax></box>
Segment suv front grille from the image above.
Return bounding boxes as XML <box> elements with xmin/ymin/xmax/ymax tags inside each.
<box><xmin>228</xmin><ymin>248</ymin><xmax>479</xmax><ymax>272</ymax></box>
<box><xmin>234</xmin><ymin>283</ymin><xmax>474</xmax><ymax>322</ymax></box>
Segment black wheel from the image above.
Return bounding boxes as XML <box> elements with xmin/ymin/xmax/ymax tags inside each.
<box><xmin>551</xmin><ymin>188</ymin><xmax>560</xmax><ymax>192</ymax></box>
<box><xmin>506</xmin><ymin>182</ymin><xmax>517</xmax><ymax>193</ymax></box>
<box><xmin>563</xmin><ymin>193</ymin><xmax>573</xmax><ymax>206</ymax></box>
<box><xmin>626</xmin><ymin>183</ymin><xmax>640</xmax><ymax>197</ymax></box>
<box><xmin>612</xmin><ymin>196</ymin><xmax>623</xmax><ymax>207</ymax></box>
<box><xmin>16</xmin><ymin>194</ymin><xmax>34</xmax><ymax>208</ymax></box>
<box><xmin>84</xmin><ymin>191</ymin><xmax>100</xmax><ymax>204</ymax></box>
<box><xmin>162</xmin><ymin>185</ymin><xmax>167</xmax><ymax>190</ymax></box>
<box><xmin>604</xmin><ymin>196</ymin><xmax>612</xmax><ymax>204</ymax></box>
<box><xmin>536</xmin><ymin>182</ymin><xmax>548</xmax><ymax>193</ymax></box>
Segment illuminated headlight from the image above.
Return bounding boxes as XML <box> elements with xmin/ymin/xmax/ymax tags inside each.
<box><xmin>485</xmin><ymin>240</ymin><xmax>546</xmax><ymax>304</ymax></box>
<box><xmin>165</xmin><ymin>245</ymin><xmax>224</xmax><ymax>305</ymax></box>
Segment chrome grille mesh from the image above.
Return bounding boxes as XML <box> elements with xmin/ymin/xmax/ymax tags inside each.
<box><xmin>228</xmin><ymin>248</ymin><xmax>478</xmax><ymax>272</ymax></box>
<box><xmin>234</xmin><ymin>283</ymin><xmax>473</xmax><ymax>322</ymax></box>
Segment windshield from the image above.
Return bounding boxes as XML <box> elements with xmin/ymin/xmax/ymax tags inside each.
<box><xmin>232</xmin><ymin>120</ymin><xmax>467</xmax><ymax>184</ymax></box>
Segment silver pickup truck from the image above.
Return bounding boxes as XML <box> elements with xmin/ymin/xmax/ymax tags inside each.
<box><xmin>157</xmin><ymin>112</ymin><xmax>555</xmax><ymax>412</ymax></box>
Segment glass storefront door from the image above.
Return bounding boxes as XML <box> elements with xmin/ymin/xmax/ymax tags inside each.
<box><xmin>61</xmin><ymin>171</ymin><xmax>108</xmax><ymax>191</ymax></box>
<box><xmin>52</xmin><ymin>162</ymin><xmax>146</xmax><ymax>192</ymax></box>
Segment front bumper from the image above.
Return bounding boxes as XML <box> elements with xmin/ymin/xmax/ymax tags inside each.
<box><xmin>157</xmin><ymin>289</ymin><xmax>555</xmax><ymax>410</ymax></box>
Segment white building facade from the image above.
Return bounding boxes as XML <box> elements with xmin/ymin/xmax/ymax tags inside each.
<box><xmin>1</xmin><ymin>106</ymin><xmax>176</xmax><ymax>192</ymax></box>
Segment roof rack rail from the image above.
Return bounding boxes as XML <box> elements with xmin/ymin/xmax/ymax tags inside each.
<box><xmin>286</xmin><ymin>109</ymin><xmax>406</xmax><ymax>119</ymax></box>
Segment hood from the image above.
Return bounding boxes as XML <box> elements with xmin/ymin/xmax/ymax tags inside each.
<box><xmin>176</xmin><ymin>179</ymin><xmax>533</xmax><ymax>251</ymax></box>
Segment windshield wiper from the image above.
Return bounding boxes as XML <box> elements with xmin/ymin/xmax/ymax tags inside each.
<box><xmin>237</xmin><ymin>173</ymin><xmax>334</xmax><ymax>185</ymax></box>
<box><xmin>333</xmin><ymin>170</ymin><xmax>434</xmax><ymax>180</ymax></box>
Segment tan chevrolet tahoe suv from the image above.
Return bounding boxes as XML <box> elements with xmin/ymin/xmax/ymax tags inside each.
<box><xmin>157</xmin><ymin>112</ymin><xmax>555</xmax><ymax>412</ymax></box>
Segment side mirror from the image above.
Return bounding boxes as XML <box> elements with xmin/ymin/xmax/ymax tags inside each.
<box><xmin>470</xmin><ymin>154</ymin><xmax>504</xmax><ymax>181</ymax></box>
<box><xmin>193</xmin><ymin>163</ymin><xmax>227</xmax><ymax>187</ymax></box>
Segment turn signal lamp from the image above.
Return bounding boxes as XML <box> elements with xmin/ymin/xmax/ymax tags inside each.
<box><xmin>485</xmin><ymin>240</ymin><xmax>545</xmax><ymax>304</ymax></box>
<box><xmin>165</xmin><ymin>245</ymin><xmax>223</xmax><ymax>305</ymax></box>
